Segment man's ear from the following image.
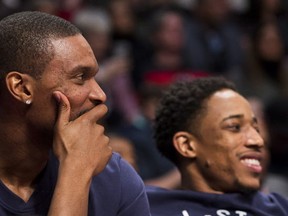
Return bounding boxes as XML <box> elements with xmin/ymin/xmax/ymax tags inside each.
<box><xmin>173</xmin><ymin>131</ymin><xmax>197</xmax><ymax>159</ymax></box>
<box><xmin>5</xmin><ymin>72</ymin><xmax>34</xmax><ymax>103</ymax></box>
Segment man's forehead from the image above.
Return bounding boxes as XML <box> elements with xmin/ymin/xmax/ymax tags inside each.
<box><xmin>50</xmin><ymin>35</ymin><xmax>86</xmax><ymax>54</ymax></box>
<box><xmin>204</xmin><ymin>89</ymin><xmax>253</xmax><ymax>119</ymax></box>
<box><xmin>212</xmin><ymin>89</ymin><xmax>238</xmax><ymax>99</ymax></box>
<box><xmin>49</xmin><ymin>35</ymin><xmax>97</xmax><ymax>66</ymax></box>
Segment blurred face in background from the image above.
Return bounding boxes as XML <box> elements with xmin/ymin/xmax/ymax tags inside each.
<box><xmin>154</xmin><ymin>12</ymin><xmax>184</xmax><ymax>53</ymax></box>
<box><xmin>109</xmin><ymin>0</ymin><xmax>135</xmax><ymax>35</ymax></box>
<box><xmin>257</xmin><ymin>22</ymin><xmax>284</xmax><ymax>61</ymax></box>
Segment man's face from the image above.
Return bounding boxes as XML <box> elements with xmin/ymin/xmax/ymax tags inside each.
<box><xmin>195</xmin><ymin>89</ymin><xmax>265</xmax><ymax>193</ymax></box>
<box><xmin>28</xmin><ymin>34</ymin><xmax>106</xmax><ymax>132</ymax></box>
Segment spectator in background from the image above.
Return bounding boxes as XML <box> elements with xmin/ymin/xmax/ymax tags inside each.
<box><xmin>184</xmin><ymin>0</ymin><xmax>245</xmax><ymax>87</ymax></box>
<box><xmin>243</xmin><ymin>20</ymin><xmax>288</xmax><ymax>104</ymax></box>
<box><xmin>244</xmin><ymin>0</ymin><xmax>288</xmax><ymax>54</ymax></box>
<box><xmin>147</xmin><ymin>76</ymin><xmax>288</xmax><ymax>215</ymax></box>
<box><xmin>133</xmin><ymin>7</ymin><xmax>209</xmax><ymax>90</ymax></box>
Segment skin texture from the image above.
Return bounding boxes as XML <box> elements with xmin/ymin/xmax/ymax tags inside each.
<box><xmin>178</xmin><ymin>89</ymin><xmax>265</xmax><ymax>194</ymax></box>
<box><xmin>27</xmin><ymin>35</ymin><xmax>106</xmax><ymax>130</ymax></box>
<box><xmin>0</xmin><ymin>34</ymin><xmax>112</xmax><ymax>215</ymax></box>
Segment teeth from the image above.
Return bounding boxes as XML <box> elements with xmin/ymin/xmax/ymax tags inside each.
<box><xmin>241</xmin><ymin>158</ymin><xmax>260</xmax><ymax>166</ymax></box>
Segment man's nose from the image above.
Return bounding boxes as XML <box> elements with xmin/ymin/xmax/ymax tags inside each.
<box><xmin>245</xmin><ymin>127</ymin><xmax>264</xmax><ymax>148</ymax></box>
<box><xmin>90</xmin><ymin>79</ymin><xmax>107</xmax><ymax>104</ymax></box>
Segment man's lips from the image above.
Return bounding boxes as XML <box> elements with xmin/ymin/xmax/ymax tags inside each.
<box><xmin>240</xmin><ymin>158</ymin><xmax>262</xmax><ymax>173</ymax></box>
<box><xmin>239</xmin><ymin>152</ymin><xmax>264</xmax><ymax>174</ymax></box>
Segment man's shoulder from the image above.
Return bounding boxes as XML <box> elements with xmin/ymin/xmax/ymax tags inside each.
<box><xmin>92</xmin><ymin>152</ymin><xmax>144</xmax><ymax>187</ymax></box>
<box><xmin>146</xmin><ymin>187</ymin><xmax>288</xmax><ymax>216</ymax></box>
<box><xmin>89</xmin><ymin>153</ymin><xmax>150</xmax><ymax>215</ymax></box>
<box><xmin>259</xmin><ymin>192</ymin><xmax>288</xmax><ymax>206</ymax></box>
<box><xmin>100</xmin><ymin>152</ymin><xmax>133</xmax><ymax>175</ymax></box>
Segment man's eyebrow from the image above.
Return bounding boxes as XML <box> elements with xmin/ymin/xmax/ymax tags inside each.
<box><xmin>70</xmin><ymin>65</ymin><xmax>98</xmax><ymax>75</ymax></box>
<box><xmin>222</xmin><ymin>114</ymin><xmax>259</xmax><ymax>124</ymax></box>
<box><xmin>222</xmin><ymin>114</ymin><xmax>244</xmax><ymax>122</ymax></box>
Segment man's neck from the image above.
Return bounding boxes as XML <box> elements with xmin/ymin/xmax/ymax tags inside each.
<box><xmin>0</xmin><ymin>122</ymin><xmax>51</xmax><ymax>201</ymax></box>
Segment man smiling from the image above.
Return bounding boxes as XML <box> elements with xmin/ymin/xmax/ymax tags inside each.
<box><xmin>0</xmin><ymin>11</ymin><xmax>150</xmax><ymax>215</ymax></box>
<box><xmin>147</xmin><ymin>77</ymin><xmax>288</xmax><ymax>215</ymax></box>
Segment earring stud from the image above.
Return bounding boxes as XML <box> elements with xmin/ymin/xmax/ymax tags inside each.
<box><xmin>25</xmin><ymin>99</ymin><xmax>32</xmax><ymax>105</ymax></box>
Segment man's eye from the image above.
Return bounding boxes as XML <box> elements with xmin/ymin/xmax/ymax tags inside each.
<box><xmin>76</xmin><ymin>74</ymin><xmax>84</xmax><ymax>80</ymax></box>
<box><xmin>227</xmin><ymin>124</ymin><xmax>241</xmax><ymax>132</ymax></box>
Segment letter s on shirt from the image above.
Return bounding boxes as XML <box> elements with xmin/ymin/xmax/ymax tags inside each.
<box><xmin>217</xmin><ymin>210</ymin><xmax>247</xmax><ymax>216</ymax></box>
<box><xmin>217</xmin><ymin>210</ymin><xmax>230</xmax><ymax>216</ymax></box>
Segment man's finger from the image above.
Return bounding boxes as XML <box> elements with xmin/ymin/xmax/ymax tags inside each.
<box><xmin>53</xmin><ymin>91</ymin><xmax>71</xmax><ymax>128</ymax></box>
<box><xmin>78</xmin><ymin>104</ymin><xmax>108</xmax><ymax>124</ymax></box>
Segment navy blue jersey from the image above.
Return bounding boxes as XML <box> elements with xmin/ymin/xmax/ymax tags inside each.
<box><xmin>146</xmin><ymin>185</ymin><xmax>288</xmax><ymax>216</ymax></box>
<box><xmin>0</xmin><ymin>153</ymin><xmax>150</xmax><ymax>216</ymax></box>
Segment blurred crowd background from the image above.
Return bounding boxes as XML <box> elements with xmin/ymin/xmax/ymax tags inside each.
<box><xmin>2</xmin><ymin>0</ymin><xmax>288</xmax><ymax>195</ymax></box>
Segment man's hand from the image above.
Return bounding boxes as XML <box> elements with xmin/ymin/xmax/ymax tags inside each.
<box><xmin>52</xmin><ymin>90</ymin><xmax>112</xmax><ymax>177</ymax></box>
<box><xmin>48</xmin><ymin>91</ymin><xmax>112</xmax><ymax>216</ymax></box>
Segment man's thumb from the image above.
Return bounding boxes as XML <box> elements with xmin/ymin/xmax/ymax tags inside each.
<box><xmin>53</xmin><ymin>91</ymin><xmax>71</xmax><ymax>127</ymax></box>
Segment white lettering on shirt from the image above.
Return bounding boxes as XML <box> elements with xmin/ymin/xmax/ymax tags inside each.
<box><xmin>180</xmin><ymin>209</ymin><xmax>248</xmax><ymax>216</ymax></box>
<box><xmin>182</xmin><ymin>210</ymin><xmax>190</xmax><ymax>216</ymax></box>
<box><xmin>235</xmin><ymin>210</ymin><xmax>247</xmax><ymax>216</ymax></box>
<box><xmin>217</xmin><ymin>209</ymin><xmax>230</xmax><ymax>216</ymax></box>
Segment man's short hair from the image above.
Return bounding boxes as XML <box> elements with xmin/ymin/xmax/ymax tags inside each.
<box><xmin>154</xmin><ymin>76</ymin><xmax>236</xmax><ymax>164</ymax></box>
<box><xmin>0</xmin><ymin>11</ymin><xmax>80</xmax><ymax>80</ymax></box>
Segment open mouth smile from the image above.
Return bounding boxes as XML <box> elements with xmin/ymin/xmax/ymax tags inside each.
<box><xmin>240</xmin><ymin>158</ymin><xmax>262</xmax><ymax>173</ymax></box>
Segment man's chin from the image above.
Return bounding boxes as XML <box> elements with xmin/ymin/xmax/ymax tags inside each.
<box><xmin>236</xmin><ymin>182</ymin><xmax>261</xmax><ymax>194</ymax></box>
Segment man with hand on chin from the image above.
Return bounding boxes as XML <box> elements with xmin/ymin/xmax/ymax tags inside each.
<box><xmin>147</xmin><ymin>76</ymin><xmax>288</xmax><ymax>216</ymax></box>
<box><xmin>0</xmin><ymin>11</ymin><xmax>150</xmax><ymax>215</ymax></box>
